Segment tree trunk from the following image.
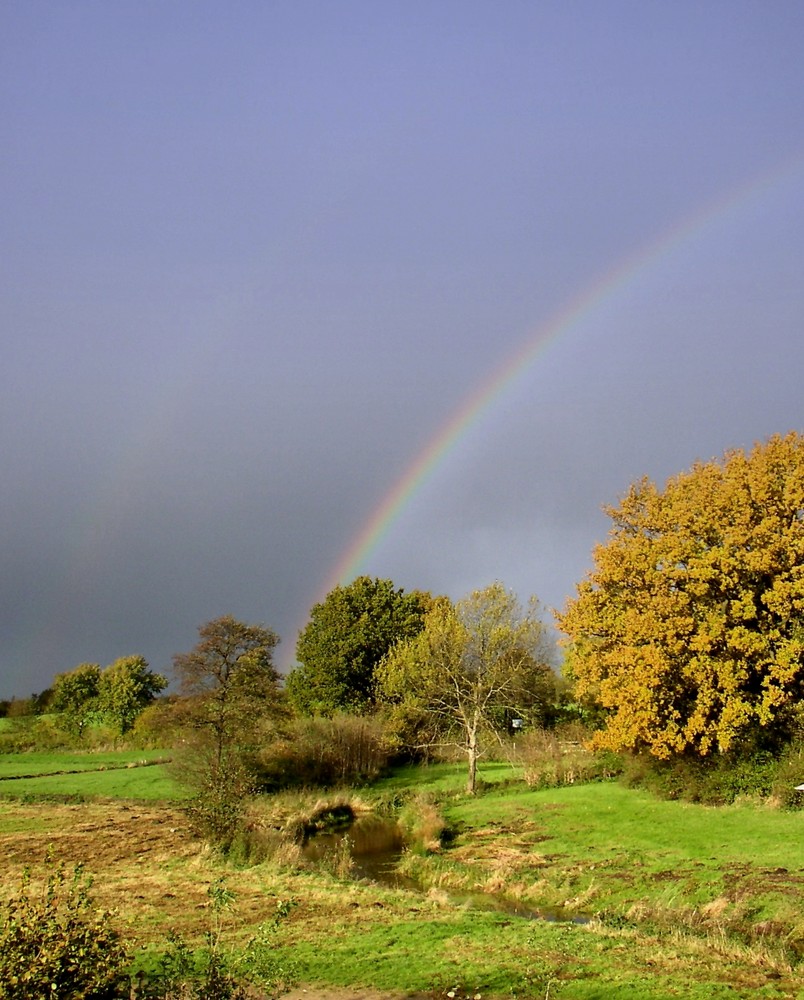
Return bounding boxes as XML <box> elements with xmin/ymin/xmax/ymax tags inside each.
<box><xmin>466</xmin><ymin>727</ymin><xmax>478</xmax><ymax>795</ymax></box>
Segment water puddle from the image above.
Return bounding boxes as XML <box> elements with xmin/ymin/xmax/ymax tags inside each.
<box><xmin>302</xmin><ymin>814</ymin><xmax>589</xmax><ymax>924</ymax></box>
<box><xmin>301</xmin><ymin>813</ymin><xmax>405</xmax><ymax>882</ymax></box>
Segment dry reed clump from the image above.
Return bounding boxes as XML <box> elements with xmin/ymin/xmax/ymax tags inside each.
<box><xmin>513</xmin><ymin>729</ymin><xmax>616</xmax><ymax>789</ymax></box>
<box><xmin>246</xmin><ymin>792</ymin><xmax>370</xmax><ymax>838</ymax></box>
<box><xmin>255</xmin><ymin>713</ymin><xmax>389</xmax><ymax>790</ymax></box>
<box><xmin>231</xmin><ymin>792</ymin><xmax>380</xmax><ymax>869</ymax></box>
<box><xmin>700</xmin><ymin>896</ymin><xmax>731</xmax><ymax>921</ymax></box>
<box><xmin>314</xmin><ymin>833</ymin><xmax>355</xmax><ymax>881</ymax></box>
<box><xmin>617</xmin><ymin>895</ymin><xmax>801</xmax><ymax>971</ymax></box>
<box><xmin>425</xmin><ymin>887</ymin><xmax>453</xmax><ymax>908</ymax></box>
<box><xmin>397</xmin><ymin>793</ymin><xmax>447</xmax><ymax>854</ymax></box>
<box><xmin>667</xmin><ymin>924</ymin><xmax>795</xmax><ymax>977</ymax></box>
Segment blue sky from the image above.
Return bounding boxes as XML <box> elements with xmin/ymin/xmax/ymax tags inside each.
<box><xmin>3</xmin><ymin>2</ymin><xmax>804</xmax><ymax>695</ymax></box>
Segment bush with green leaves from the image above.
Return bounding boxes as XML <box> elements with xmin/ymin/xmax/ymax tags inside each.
<box><xmin>620</xmin><ymin>742</ymin><xmax>804</xmax><ymax>807</ymax></box>
<box><xmin>0</xmin><ymin>853</ymin><xmax>131</xmax><ymax>999</ymax></box>
<box><xmin>136</xmin><ymin>880</ymin><xmax>297</xmax><ymax>1000</ymax></box>
<box><xmin>515</xmin><ymin>728</ymin><xmax>623</xmax><ymax>789</ymax></box>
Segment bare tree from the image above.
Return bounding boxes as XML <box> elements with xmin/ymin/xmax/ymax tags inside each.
<box><xmin>172</xmin><ymin>616</ymin><xmax>281</xmax><ymax>844</ymax></box>
<box><xmin>377</xmin><ymin>584</ymin><xmax>556</xmax><ymax>793</ymax></box>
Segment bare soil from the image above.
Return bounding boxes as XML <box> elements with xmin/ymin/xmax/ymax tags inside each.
<box><xmin>0</xmin><ymin>801</ymin><xmax>435</xmax><ymax>1000</ymax></box>
<box><xmin>0</xmin><ymin>801</ymin><xmax>235</xmax><ymax>939</ymax></box>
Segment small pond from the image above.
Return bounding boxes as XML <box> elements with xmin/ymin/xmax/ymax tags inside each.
<box><xmin>302</xmin><ymin>813</ymin><xmax>589</xmax><ymax>924</ymax></box>
<box><xmin>301</xmin><ymin>813</ymin><xmax>407</xmax><ymax>884</ymax></box>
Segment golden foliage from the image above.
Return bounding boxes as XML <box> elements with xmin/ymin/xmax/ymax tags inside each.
<box><xmin>558</xmin><ymin>433</ymin><xmax>804</xmax><ymax>757</ymax></box>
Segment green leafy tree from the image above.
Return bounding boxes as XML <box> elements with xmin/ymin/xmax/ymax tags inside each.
<box><xmin>172</xmin><ymin>616</ymin><xmax>282</xmax><ymax>845</ymax></box>
<box><xmin>377</xmin><ymin>583</ymin><xmax>556</xmax><ymax>794</ymax></box>
<box><xmin>558</xmin><ymin>432</ymin><xmax>804</xmax><ymax>759</ymax></box>
<box><xmin>97</xmin><ymin>655</ymin><xmax>167</xmax><ymax>736</ymax></box>
<box><xmin>287</xmin><ymin>576</ymin><xmax>432</xmax><ymax>715</ymax></box>
<box><xmin>51</xmin><ymin>663</ymin><xmax>101</xmax><ymax>738</ymax></box>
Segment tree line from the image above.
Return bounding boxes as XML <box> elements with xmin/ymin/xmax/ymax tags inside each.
<box><xmin>5</xmin><ymin>432</ymin><xmax>804</xmax><ymax>819</ymax></box>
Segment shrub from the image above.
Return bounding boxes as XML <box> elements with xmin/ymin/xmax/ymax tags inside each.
<box><xmin>179</xmin><ymin>751</ymin><xmax>254</xmax><ymax>851</ymax></box>
<box><xmin>770</xmin><ymin>744</ymin><xmax>804</xmax><ymax>809</ymax></box>
<box><xmin>131</xmin><ymin>697</ymin><xmax>186</xmax><ymax>749</ymax></box>
<box><xmin>398</xmin><ymin>793</ymin><xmax>447</xmax><ymax>853</ymax></box>
<box><xmin>514</xmin><ymin>728</ymin><xmax>622</xmax><ymax>788</ymax></box>
<box><xmin>0</xmin><ymin>715</ymin><xmax>71</xmax><ymax>754</ymax></box>
<box><xmin>256</xmin><ymin>713</ymin><xmax>388</xmax><ymax>789</ymax></box>
<box><xmin>0</xmin><ymin>853</ymin><xmax>131</xmax><ymax>999</ymax></box>
<box><xmin>620</xmin><ymin>744</ymin><xmax>804</xmax><ymax>807</ymax></box>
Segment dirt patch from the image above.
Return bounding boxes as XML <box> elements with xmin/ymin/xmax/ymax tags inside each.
<box><xmin>279</xmin><ymin>990</ymin><xmax>432</xmax><ymax>1000</ymax></box>
<box><xmin>0</xmin><ymin>801</ymin><xmax>238</xmax><ymax>940</ymax></box>
<box><xmin>0</xmin><ymin>801</ymin><xmax>193</xmax><ymax>870</ymax></box>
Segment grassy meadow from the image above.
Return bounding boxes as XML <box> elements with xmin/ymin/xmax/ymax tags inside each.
<box><xmin>0</xmin><ymin>748</ymin><xmax>182</xmax><ymax>800</ymax></box>
<box><xmin>0</xmin><ymin>751</ymin><xmax>801</xmax><ymax>999</ymax></box>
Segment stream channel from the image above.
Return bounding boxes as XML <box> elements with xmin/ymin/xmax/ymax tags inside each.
<box><xmin>301</xmin><ymin>813</ymin><xmax>589</xmax><ymax>924</ymax></box>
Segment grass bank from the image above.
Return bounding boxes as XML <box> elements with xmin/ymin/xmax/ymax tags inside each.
<box><xmin>0</xmin><ymin>758</ymin><xmax>801</xmax><ymax>998</ymax></box>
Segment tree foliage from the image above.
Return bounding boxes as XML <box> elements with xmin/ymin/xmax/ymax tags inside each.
<box><xmin>558</xmin><ymin>433</ymin><xmax>804</xmax><ymax>759</ymax></box>
<box><xmin>51</xmin><ymin>657</ymin><xmax>165</xmax><ymax>740</ymax></box>
<box><xmin>97</xmin><ymin>655</ymin><xmax>167</xmax><ymax>735</ymax></box>
<box><xmin>173</xmin><ymin>615</ymin><xmax>281</xmax><ymax>748</ymax></box>
<box><xmin>172</xmin><ymin>616</ymin><xmax>282</xmax><ymax>845</ymax></box>
<box><xmin>51</xmin><ymin>663</ymin><xmax>101</xmax><ymax>738</ymax></box>
<box><xmin>377</xmin><ymin>583</ymin><xmax>556</xmax><ymax>793</ymax></box>
<box><xmin>287</xmin><ymin>576</ymin><xmax>431</xmax><ymax>715</ymax></box>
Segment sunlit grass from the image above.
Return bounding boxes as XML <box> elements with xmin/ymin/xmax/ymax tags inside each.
<box><xmin>0</xmin><ymin>754</ymin><xmax>801</xmax><ymax>997</ymax></box>
<box><xmin>376</xmin><ymin>759</ymin><xmax>523</xmax><ymax>793</ymax></box>
<box><xmin>0</xmin><ymin>763</ymin><xmax>184</xmax><ymax>801</ymax></box>
<box><xmin>0</xmin><ymin>749</ymin><xmax>172</xmax><ymax>778</ymax></box>
<box><xmin>446</xmin><ymin>782</ymin><xmax>804</xmax><ymax>869</ymax></box>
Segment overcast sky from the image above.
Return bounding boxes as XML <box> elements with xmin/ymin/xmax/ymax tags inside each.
<box><xmin>3</xmin><ymin>2</ymin><xmax>804</xmax><ymax>697</ymax></box>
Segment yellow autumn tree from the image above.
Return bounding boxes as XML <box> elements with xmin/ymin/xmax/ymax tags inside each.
<box><xmin>558</xmin><ymin>432</ymin><xmax>804</xmax><ymax>758</ymax></box>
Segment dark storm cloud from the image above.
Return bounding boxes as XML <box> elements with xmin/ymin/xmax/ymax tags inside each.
<box><xmin>2</xmin><ymin>2</ymin><xmax>804</xmax><ymax>694</ymax></box>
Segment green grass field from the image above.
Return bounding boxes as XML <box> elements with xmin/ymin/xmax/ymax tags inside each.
<box><xmin>272</xmin><ymin>770</ymin><xmax>803</xmax><ymax>998</ymax></box>
<box><xmin>0</xmin><ymin>763</ymin><xmax>184</xmax><ymax>800</ymax></box>
<box><xmin>0</xmin><ymin>749</ymin><xmax>183</xmax><ymax>800</ymax></box>
<box><xmin>445</xmin><ymin>779</ymin><xmax>804</xmax><ymax>868</ymax></box>
<box><xmin>0</xmin><ymin>748</ymin><xmax>171</xmax><ymax>778</ymax></box>
<box><xmin>0</xmin><ymin>755</ymin><xmax>801</xmax><ymax>998</ymax></box>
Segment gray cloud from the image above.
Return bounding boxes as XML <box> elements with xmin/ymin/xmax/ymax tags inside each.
<box><xmin>3</xmin><ymin>3</ymin><xmax>804</xmax><ymax>693</ymax></box>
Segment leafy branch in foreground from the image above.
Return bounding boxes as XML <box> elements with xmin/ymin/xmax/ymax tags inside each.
<box><xmin>0</xmin><ymin>851</ymin><xmax>131</xmax><ymax>999</ymax></box>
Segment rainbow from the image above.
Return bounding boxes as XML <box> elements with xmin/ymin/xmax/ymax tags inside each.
<box><xmin>318</xmin><ymin>151</ymin><xmax>804</xmax><ymax>602</ymax></box>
